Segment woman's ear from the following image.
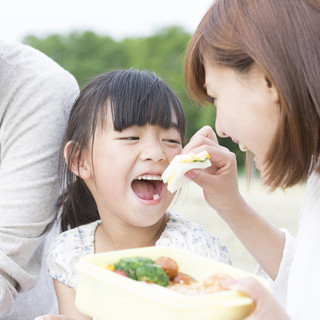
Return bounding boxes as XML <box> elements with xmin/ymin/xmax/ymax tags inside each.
<box><xmin>64</xmin><ymin>141</ymin><xmax>92</xmax><ymax>180</ymax></box>
<box><xmin>264</xmin><ymin>75</ymin><xmax>280</xmax><ymax>103</ymax></box>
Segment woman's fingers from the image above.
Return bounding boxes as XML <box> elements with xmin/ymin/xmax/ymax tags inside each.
<box><xmin>223</xmin><ymin>277</ymin><xmax>267</xmax><ymax>301</ymax></box>
<box><xmin>181</xmin><ymin>125</ymin><xmax>242</xmax><ymax>215</ymax></box>
<box><xmin>183</xmin><ymin>125</ymin><xmax>233</xmax><ymax>172</ymax></box>
<box><xmin>183</xmin><ymin>125</ymin><xmax>219</xmax><ymax>154</ymax></box>
<box><xmin>222</xmin><ymin>277</ymin><xmax>290</xmax><ymax>320</ymax></box>
<box><xmin>190</xmin><ymin>125</ymin><xmax>218</xmax><ymax>143</ymax></box>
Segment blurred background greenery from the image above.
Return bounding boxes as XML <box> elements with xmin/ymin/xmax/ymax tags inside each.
<box><xmin>24</xmin><ymin>26</ymin><xmax>246</xmax><ymax>169</ymax></box>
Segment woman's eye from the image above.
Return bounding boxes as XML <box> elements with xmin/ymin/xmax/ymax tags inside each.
<box><xmin>206</xmin><ymin>96</ymin><xmax>216</xmax><ymax>105</ymax></box>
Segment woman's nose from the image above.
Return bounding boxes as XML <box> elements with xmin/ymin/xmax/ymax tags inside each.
<box><xmin>215</xmin><ymin>120</ymin><xmax>227</xmax><ymax>138</ymax></box>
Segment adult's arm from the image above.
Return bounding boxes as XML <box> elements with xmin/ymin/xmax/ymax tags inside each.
<box><xmin>0</xmin><ymin>43</ymin><xmax>79</xmax><ymax>316</ymax></box>
<box><xmin>182</xmin><ymin>126</ymin><xmax>286</xmax><ymax>279</ymax></box>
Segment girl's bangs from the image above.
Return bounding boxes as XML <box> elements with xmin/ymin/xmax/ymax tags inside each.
<box><xmin>109</xmin><ymin>73</ymin><xmax>185</xmax><ymax>138</ymax></box>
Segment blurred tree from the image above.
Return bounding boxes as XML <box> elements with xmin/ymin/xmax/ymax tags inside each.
<box><xmin>25</xmin><ymin>31</ymin><xmax>129</xmax><ymax>87</ymax></box>
<box><xmin>24</xmin><ymin>27</ymin><xmax>245</xmax><ymax>168</ymax></box>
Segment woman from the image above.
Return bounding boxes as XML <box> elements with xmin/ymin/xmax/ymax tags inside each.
<box><xmin>183</xmin><ymin>0</ymin><xmax>320</xmax><ymax>319</ymax></box>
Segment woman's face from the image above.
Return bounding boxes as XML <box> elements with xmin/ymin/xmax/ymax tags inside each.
<box><xmin>203</xmin><ymin>57</ymin><xmax>281</xmax><ymax>173</ymax></box>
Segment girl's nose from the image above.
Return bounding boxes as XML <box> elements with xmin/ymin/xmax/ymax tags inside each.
<box><xmin>140</xmin><ymin>142</ymin><xmax>166</xmax><ymax>162</ymax></box>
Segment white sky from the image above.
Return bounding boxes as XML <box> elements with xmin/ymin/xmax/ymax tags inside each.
<box><xmin>0</xmin><ymin>0</ymin><xmax>213</xmax><ymax>42</ymax></box>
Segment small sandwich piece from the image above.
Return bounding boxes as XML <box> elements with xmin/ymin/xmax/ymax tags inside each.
<box><xmin>162</xmin><ymin>151</ymin><xmax>212</xmax><ymax>193</ymax></box>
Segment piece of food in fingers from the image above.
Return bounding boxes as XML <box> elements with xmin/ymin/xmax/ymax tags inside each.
<box><xmin>162</xmin><ymin>151</ymin><xmax>212</xmax><ymax>193</ymax></box>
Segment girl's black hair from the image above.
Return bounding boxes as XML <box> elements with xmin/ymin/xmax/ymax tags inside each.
<box><xmin>58</xmin><ymin>68</ymin><xmax>185</xmax><ymax>231</ymax></box>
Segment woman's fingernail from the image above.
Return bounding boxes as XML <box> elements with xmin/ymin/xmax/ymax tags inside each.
<box><xmin>185</xmin><ymin>170</ymin><xmax>197</xmax><ymax>179</ymax></box>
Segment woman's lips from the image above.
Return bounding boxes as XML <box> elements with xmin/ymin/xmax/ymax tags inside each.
<box><xmin>239</xmin><ymin>144</ymin><xmax>248</xmax><ymax>152</ymax></box>
<box><xmin>232</xmin><ymin>138</ymin><xmax>248</xmax><ymax>152</ymax></box>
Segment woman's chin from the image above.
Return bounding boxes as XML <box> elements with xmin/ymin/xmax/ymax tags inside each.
<box><xmin>257</xmin><ymin>163</ymin><xmax>271</xmax><ymax>184</ymax></box>
<box><xmin>254</xmin><ymin>156</ymin><xmax>261</xmax><ymax>171</ymax></box>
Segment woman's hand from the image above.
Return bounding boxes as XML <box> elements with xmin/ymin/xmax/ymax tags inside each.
<box><xmin>184</xmin><ymin>126</ymin><xmax>285</xmax><ymax>279</ymax></box>
<box><xmin>183</xmin><ymin>126</ymin><xmax>245</xmax><ymax>217</ymax></box>
<box><xmin>223</xmin><ymin>277</ymin><xmax>290</xmax><ymax>320</ymax></box>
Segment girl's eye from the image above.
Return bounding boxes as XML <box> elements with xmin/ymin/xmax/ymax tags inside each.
<box><xmin>164</xmin><ymin>139</ymin><xmax>181</xmax><ymax>144</ymax></box>
<box><xmin>120</xmin><ymin>136</ymin><xmax>139</xmax><ymax>141</ymax></box>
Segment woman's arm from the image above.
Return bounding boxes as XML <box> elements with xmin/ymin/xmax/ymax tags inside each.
<box><xmin>220</xmin><ymin>199</ymin><xmax>285</xmax><ymax>280</ymax></box>
<box><xmin>183</xmin><ymin>126</ymin><xmax>285</xmax><ymax>279</ymax></box>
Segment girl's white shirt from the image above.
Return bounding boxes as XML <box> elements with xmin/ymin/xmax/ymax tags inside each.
<box><xmin>47</xmin><ymin>212</ymin><xmax>231</xmax><ymax>289</ymax></box>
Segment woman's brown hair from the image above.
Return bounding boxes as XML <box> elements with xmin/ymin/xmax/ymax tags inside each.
<box><xmin>185</xmin><ymin>0</ymin><xmax>320</xmax><ymax>189</ymax></box>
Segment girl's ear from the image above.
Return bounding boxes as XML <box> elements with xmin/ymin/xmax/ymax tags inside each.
<box><xmin>264</xmin><ymin>75</ymin><xmax>280</xmax><ymax>103</ymax></box>
<box><xmin>64</xmin><ymin>141</ymin><xmax>92</xmax><ymax>180</ymax></box>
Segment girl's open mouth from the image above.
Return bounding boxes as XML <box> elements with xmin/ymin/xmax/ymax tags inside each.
<box><xmin>131</xmin><ymin>175</ymin><xmax>165</xmax><ymax>201</ymax></box>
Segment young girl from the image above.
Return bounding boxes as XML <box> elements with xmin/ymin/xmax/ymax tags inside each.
<box><xmin>46</xmin><ymin>68</ymin><xmax>231</xmax><ymax>319</ymax></box>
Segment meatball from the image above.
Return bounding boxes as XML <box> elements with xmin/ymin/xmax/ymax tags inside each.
<box><xmin>154</xmin><ymin>256</ymin><xmax>179</xmax><ymax>280</ymax></box>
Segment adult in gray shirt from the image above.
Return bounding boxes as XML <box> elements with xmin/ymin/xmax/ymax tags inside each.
<box><xmin>0</xmin><ymin>40</ymin><xmax>79</xmax><ymax>319</ymax></box>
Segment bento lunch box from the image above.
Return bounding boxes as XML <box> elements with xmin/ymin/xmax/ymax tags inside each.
<box><xmin>75</xmin><ymin>246</ymin><xmax>269</xmax><ymax>320</ymax></box>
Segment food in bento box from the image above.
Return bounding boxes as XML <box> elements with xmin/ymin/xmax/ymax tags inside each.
<box><xmin>102</xmin><ymin>255</ymin><xmax>233</xmax><ymax>296</ymax></box>
<box><xmin>105</xmin><ymin>256</ymin><xmax>169</xmax><ymax>286</ymax></box>
<box><xmin>162</xmin><ymin>151</ymin><xmax>212</xmax><ymax>193</ymax></box>
<box><xmin>169</xmin><ymin>273</ymin><xmax>232</xmax><ymax>296</ymax></box>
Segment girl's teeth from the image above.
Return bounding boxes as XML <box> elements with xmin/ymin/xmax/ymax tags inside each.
<box><xmin>137</xmin><ymin>175</ymin><xmax>161</xmax><ymax>180</ymax></box>
<box><xmin>153</xmin><ymin>194</ymin><xmax>160</xmax><ymax>200</ymax></box>
<box><xmin>239</xmin><ymin>144</ymin><xmax>248</xmax><ymax>152</ymax></box>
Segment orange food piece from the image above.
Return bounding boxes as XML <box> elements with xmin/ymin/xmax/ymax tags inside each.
<box><xmin>101</xmin><ymin>264</ymin><xmax>115</xmax><ymax>271</ymax></box>
<box><xmin>202</xmin><ymin>273</ymin><xmax>232</xmax><ymax>294</ymax></box>
<box><xmin>155</xmin><ymin>256</ymin><xmax>179</xmax><ymax>280</ymax></box>
<box><xmin>170</xmin><ymin>272</ymin><xmax>196</xmax><ymax>285</ymax></box>
<box><xmin>169</xmin><ymin>273</ymin><xmax>233</xmax><ymax>296</ymax></box>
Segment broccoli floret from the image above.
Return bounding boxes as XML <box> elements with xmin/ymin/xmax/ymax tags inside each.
<box><xmin>136</xmin><ymin>264</ymin><xmax>169</xmax><ymax>287</ymax></box>
<box><xmin>114</xmin><ymin>257</ymin><xmax>154</xmax><ymax>280</ymax></box>
<box><xmin>113</xmin><ymin>256</ymin><xmax>169</xmax><ymax>286</ymax></box>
